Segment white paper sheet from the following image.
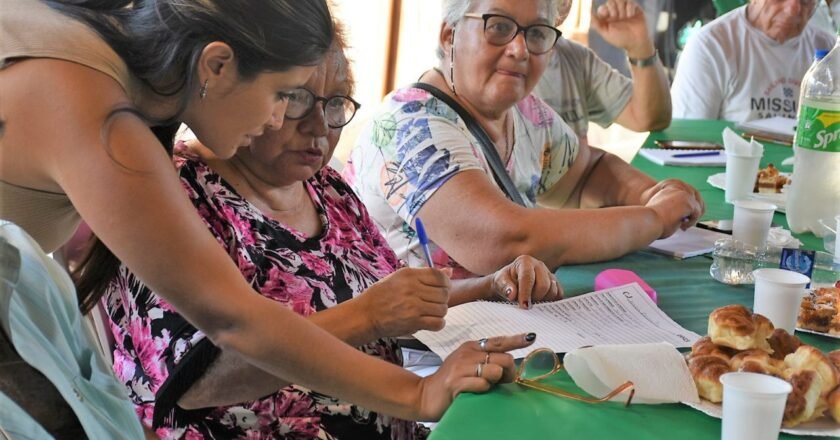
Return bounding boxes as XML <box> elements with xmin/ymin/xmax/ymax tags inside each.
<box><xmin>647</xmin><ymin>227</ymin><xmax>729</xmax><ymax>259</ymax></box>
<box><xmin>414</xmin><ymin>283</ymin><xmax>702</xmax><ymax>359</ymax></box>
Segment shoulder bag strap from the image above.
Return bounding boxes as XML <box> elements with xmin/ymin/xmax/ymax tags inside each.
<box><xmin>409</xmin><ymin>82</ymin><xmax>526</xmax><ymax>206</ymax></box>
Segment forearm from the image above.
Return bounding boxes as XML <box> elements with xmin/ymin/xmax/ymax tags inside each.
<box><xmin>515</xmin><ymin>205</ymin><xmax>664</xmax><ymax>268</ymax></box>
<box><xmin>213</xmin><ymin>302</ymin><xmax>425</xmax><ymax>420</ymax></box>
<box><xmin>622</xmin><ymin>49</ymin><xmax>672</xmax><ymax>131</ymax></box>
<box><xmin>441</xmin><ymin>204</ymin><xmax>663</xmax><ymax>273</ymax></box>
<box><xmin>578</xmin><ymin>150</ymin><xmax>657</xmax><ymax>208</ymax></box>
<box><xmin>179</xmin><ymin>298</ymin><xmax>386</xmax><ymax>408</ymax></box>
<box><xmin>449</xmin><ymin>276</ymin><xmax>495</xmax><ymax>306</ymax></box>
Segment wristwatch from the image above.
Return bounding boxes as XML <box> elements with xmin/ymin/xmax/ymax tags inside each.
<box><xmin>628</xmin><ymin>50</ymin><xmax>659</xmax><ymax>68</ymax></box>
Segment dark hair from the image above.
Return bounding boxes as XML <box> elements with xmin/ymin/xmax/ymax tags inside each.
<box><xmin>47</xmin><ymin>0</ymin><xmax>333</xmax><ymax>117</ymax></box>
<box><xmin>57</xmin><ymin>0</ymin><xmax>335</xmax><ymax>313</ymax></box>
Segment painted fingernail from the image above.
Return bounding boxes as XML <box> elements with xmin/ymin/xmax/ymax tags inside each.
<box><xmin>525</xmin><ymin>333</ymin><xmax>537</xmax><ymax>342</ymax></box>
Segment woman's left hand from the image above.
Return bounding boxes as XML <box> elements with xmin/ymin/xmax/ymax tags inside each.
<box><xmin>491</xmin><ymin>255</ymin><xmax>562</xmax><ymax>309</ymax></box>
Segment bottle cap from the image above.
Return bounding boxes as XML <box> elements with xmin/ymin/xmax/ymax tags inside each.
<box><xmin>815</xmin><ymin>49</ymin><xmax>830</xmax><ymax>60</ymax></box>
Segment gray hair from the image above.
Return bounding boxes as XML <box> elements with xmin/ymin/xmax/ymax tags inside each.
<box><xmin>436</xmin><ymin>0</ymin><xmax>558</xmax><ymax>59</ymax></box>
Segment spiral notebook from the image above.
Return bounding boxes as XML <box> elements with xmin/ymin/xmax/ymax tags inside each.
<box><xmin>638</xmin><ymin>148</ymin><xmax>726</xmax><ymax>167</ymax></box>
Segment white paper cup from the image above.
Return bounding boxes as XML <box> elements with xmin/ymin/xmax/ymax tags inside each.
<box><xmin>835</xmin><ymin>215</ymin><xmax>840</xmax><ymax>265</ymax></box>
<box><xmin>725</xmin><ymin>153</ymin><xmax>762</xmax><ymax>203</ymax></box>
<box><xmin>732</xmin><ymin>200</ymin><xmax>777</xmax><ymax>248</ymax></box>
<box><xmin>720</xmin><ymin>372</ymin><xmax>792</xmax><ymax>440</ymax></box>
<box><xmin>753</xmin><ymin>268</ymin><xmax>810</xmax><ymax>333</ymax></box>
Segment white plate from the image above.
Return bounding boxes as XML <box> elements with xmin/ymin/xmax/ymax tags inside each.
<box><xmin>706</xmin><ymin>172</ymin><xmax>787</xmax><ymax>213</ymax></box>
<box><xmin>795</xmin><ymin>327</ymin><xmax>840</xmax><ymax>340</ymax></box>
<box><xmin>683</xmin><ymin>399</ymin><xmax>840</xmax><ymax>437</ymax></box>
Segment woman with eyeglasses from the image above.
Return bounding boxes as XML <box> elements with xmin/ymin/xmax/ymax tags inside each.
<box><xmin>344</xmin><ymin>0</ymin><xmax>704</xmax><ymax>280</ymax></box>
<box><xmin>0</xmin><ymin>0</ymin><xmax>537</xmax><ymax>437</ymax></box>
<box><xmin>97</xmin><ymin>28</ymin><xmax>556</xmax><ymax>438</ymax></box>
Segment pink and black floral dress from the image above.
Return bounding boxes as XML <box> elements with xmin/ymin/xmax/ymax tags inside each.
<box><xmin>102</xmin><ymin>155</ymin><xmax>427</xmax><ymax>439</ymax></box>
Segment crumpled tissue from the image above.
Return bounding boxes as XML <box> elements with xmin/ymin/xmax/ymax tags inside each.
<box><xmin>564</xmin><ymin>342</ymin><xmax>699</xmax><ymax>405</ymax></box>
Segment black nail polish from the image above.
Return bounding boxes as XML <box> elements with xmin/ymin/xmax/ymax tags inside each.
<box><xmin>525</xmin><ymin>332</ymin><xmax>536</xmax><ymax>342</ymax></box>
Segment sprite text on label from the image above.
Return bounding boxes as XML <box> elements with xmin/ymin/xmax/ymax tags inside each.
<box><xmin>796</xmin><ymin>105</ymin><xmax>840</xmax><ymax>153</ymax></box>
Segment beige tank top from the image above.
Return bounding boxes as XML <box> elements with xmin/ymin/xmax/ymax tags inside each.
<box><xmin>0</xmin><ymin>0</ymin><xmax>143</xmax><ymax>253</ymax></box>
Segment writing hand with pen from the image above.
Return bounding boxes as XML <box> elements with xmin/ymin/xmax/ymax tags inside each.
<box><xmin>416</xmin><ymin>218</ymin><xmax>563</xmax><ymax>311</ymax></box>
<box><xmin>640</xmin><ymin>179</ymin><xmax>706</xmax><ymax>239</ymax></box>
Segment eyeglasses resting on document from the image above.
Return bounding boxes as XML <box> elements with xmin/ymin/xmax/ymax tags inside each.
<box><xmin>515</xmin><ymin>348</ymin><xmax>636</xmax><ymax>407</ymax></box>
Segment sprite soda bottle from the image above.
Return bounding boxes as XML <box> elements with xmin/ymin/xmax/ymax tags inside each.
<box><xmin>787</xmin><ymin>37</ymin><xmax>840</xmax><ymax>236</ymax></box>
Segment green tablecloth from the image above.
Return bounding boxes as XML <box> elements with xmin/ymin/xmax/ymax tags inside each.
<box><xmin>637</xmin><ymin>119</ymin><xmax>820</xmax><ymax>251</ymax></box>
<box><xmin>429</xmin><ymin>120</ymin><xmax>839</xmax><ymax>440</ymax></box>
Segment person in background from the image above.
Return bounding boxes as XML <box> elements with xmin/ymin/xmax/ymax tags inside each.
<box><xmin>810</xmin><ymin>0</ymin><xmax>840</xmax><ymax>33</ymax></box>
<box><xmin>0</xmin><ymin>0</ymin><xmax>531</xmax><ymax>431</ymax></box>
<box><xmin>534</xmin><ymin>0</ymin><xmax>671</xmax><ymax>148</ymax></box>
<box><xmin>101</xmin><ymin>28</ymin><xmax>557</xmax><ymax>438</ymax></box>
<box><xmin>671</xmin><ymin>0</ymin><xmax>835</xmax><ymax>122</ymax></box>
<box><xmin>344</xmin><ymin>0</ymin><xmax>703</xmax><ymax>281</ymax></box>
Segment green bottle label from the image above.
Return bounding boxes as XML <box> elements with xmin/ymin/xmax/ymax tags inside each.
<box><xmin>796</xmin><ymin>105</ymin><xmax>840</xmax><ymax>153</ymax></box>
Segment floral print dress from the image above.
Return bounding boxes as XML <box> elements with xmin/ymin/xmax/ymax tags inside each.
<box><xmin>102</xmin><ymin>154</ymin><xmax>427</xmax><ymax>439</ymax></box>
<box><xmin>342</xmin><ymin>87</ymin><xmax>580</xmax><ymax>278</ymax></box>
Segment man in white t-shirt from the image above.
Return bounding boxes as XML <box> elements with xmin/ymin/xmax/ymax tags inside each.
<box><xmin>534</xmin><ymin>0</ymin><xmax>672</xmax><ymax>147</ymax></box>
<box><xmin>671</xmin><ymin>0</ymin><xmax>835</xmax><ymax>123</ymax></box>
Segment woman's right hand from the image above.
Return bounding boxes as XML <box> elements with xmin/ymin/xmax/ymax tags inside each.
<box><xmin>415</xmin><ymin>333</ymin><xmax>537</xmax><ymax>421</ymax></box>
<box><xmin>358</xmin><ymin>267</ymin><xmax>451</xmax><ymax>339</ymax></box>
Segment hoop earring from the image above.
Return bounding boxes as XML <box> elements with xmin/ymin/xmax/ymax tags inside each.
<box><xmin>449</xmin><ymin>30</ymin><xmax>457</xmax><ymax>96</ymax></box>
<box><xmin>199</xmin><ymin>79</ymin><xmax>208</xmax><ymax>100</ymax></box>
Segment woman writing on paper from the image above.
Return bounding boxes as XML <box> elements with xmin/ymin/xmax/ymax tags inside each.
<box><xmin>0</xmin><ymin>0</ymin><xmax>535</xmax><ymax>433</ymax></box>
<box><xmin>89</xmin><ymin>29</ymin><xmax>560</xmax><ymax>438</ymax></box>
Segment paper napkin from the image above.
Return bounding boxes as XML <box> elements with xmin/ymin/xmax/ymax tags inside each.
<box><xmin>723</xmin><ymin>127</ymin><xmax>764</xmax><ymax>157</ymax></box>
<box><xmin>564</xmin><ymin>342</ymin><xmax>699</xmax><ymax>404</ymax></box>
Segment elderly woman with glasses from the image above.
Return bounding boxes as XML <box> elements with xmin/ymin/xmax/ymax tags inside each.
<box><xmin>344</xmin><ymin>0</ymin><xmax>704</xmax><ymax>280</ymax></box>
<box><xmin>101</xmin><ymin>26</ymin><xmax>556</xmax><ymax>439</ymax></box>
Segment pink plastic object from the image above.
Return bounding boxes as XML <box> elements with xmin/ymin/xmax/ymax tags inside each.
<box><xmin>594</xmin><ymin>269</ymin><xmax>657</xmax><ymax>304</ymax></box>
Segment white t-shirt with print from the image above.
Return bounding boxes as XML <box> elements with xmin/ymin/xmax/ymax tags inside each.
<box><xmin>671</xmin><ymin>6</ymin><xmax>835</xmax><ymax>123</ymax></box>
<box><xmin>534</xmin><ymin>38</ymin><xmax>633</xmax><ymax>145</ymax></box>
<box><xmin>342</xmin><ymin>87</ymin><xmax>579</xmax><ymax>278</ymax></box>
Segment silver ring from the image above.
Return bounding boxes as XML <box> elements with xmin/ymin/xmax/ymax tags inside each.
<box><xmin>484</xmin><ymin>352</ymin><xmax>491</xmax><ymax>364</ymax></box>
<box><xmin>475</xmin><ymin>362</ymin><xmax>484</xmax><ymax>377</ymax></box>
<box><xmin>478</xmin><ymin>338</ymin><xmax>489</xmax><ymax>352</ymax></box>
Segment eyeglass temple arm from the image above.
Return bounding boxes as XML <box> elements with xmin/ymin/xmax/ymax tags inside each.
<box><xmin>515</xmin><ymin>379</ymin><xmax>636</xmax><ymax>407</ymax></box>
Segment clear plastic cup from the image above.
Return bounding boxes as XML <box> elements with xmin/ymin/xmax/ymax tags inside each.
<box><xmin>732</xmin><ymin>201</ymin><xmax>777</xmax><ymax>249</ymax></box>
<box><xmin>720</xmin><ymin>372</ymin><xmax>792</xmax><ymax>440</ymax></box>
<box><xmin>725</xmin><ymin>153</ymin><xmax>762</xmax><ymax>203</ymax></box>
<box><xmin>753</xmin><ymin>268</ymin><xmax>810</xmax><ymax>332</ymax></box>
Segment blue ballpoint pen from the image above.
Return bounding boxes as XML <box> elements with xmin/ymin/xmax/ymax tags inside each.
<box><xmin>414</xmin><ymin>218</ymin><xmax>434</xmax><ymax>267</ymax></box>
<box><xmin>671</xmin><ymin>151</ymin><xmax>721</xmax><ymax>158</ymax></box>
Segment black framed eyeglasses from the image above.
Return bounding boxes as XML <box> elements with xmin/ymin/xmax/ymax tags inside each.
<box><xmin>284</xmin><ymin>88</ymin><xmax>361</xmax><ymax>129</ymax></box>
<box><xmin>464</xmin><ymin>13</ymin><xmax>561</xmax><ymax>55</ymax></box>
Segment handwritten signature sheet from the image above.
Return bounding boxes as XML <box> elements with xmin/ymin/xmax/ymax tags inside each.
<box><xmin>414</xmin><ymin>283</ymin><xmax>701</xmax><ymax>359</ymax></box>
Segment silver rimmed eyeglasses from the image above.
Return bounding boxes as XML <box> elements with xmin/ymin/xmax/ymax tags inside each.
<box><xmin>284</xmin><ymin>88</ymin><xmax>361</xmax><ymax>129</ymax></box>
<box><xmin>463</xmin><ymin>13</ymin><xmax>562</xmax><ymax>55</ymax></box>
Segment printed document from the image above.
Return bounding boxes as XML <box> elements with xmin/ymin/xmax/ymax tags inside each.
<box><xmin>414</xmin><ymin>283</ymin><xmax>701</xmax><ymax>359</ymax></box>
